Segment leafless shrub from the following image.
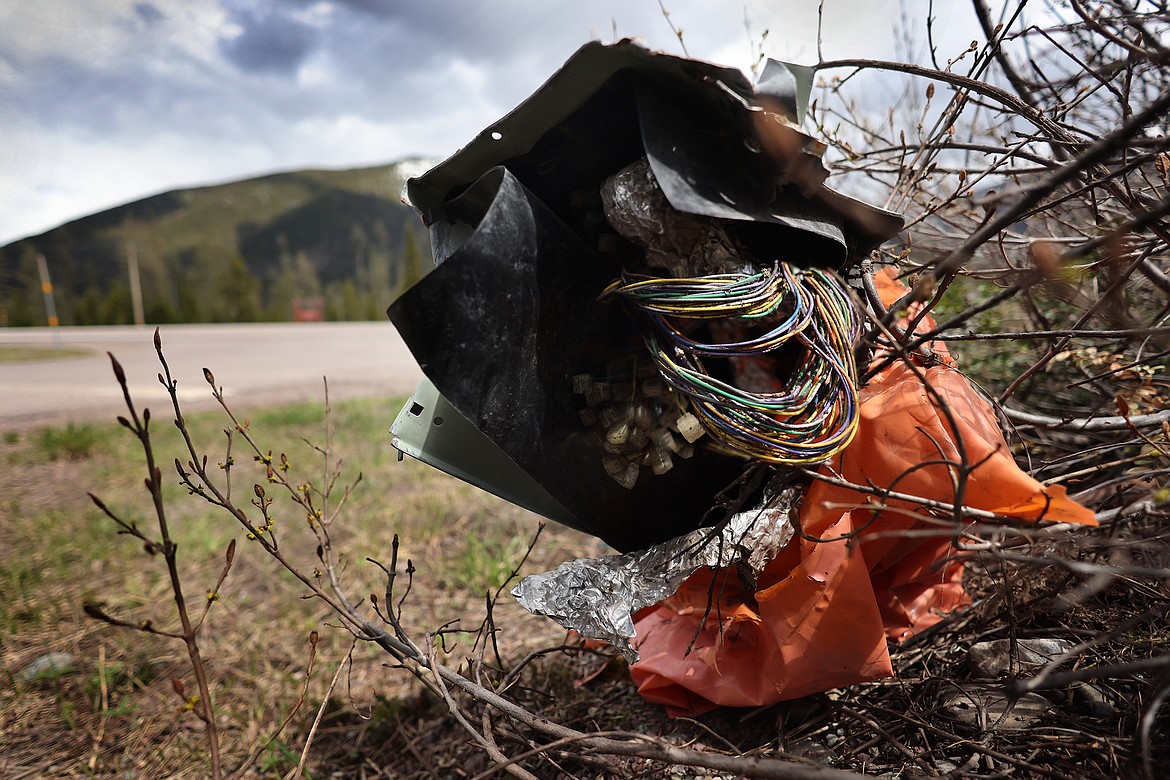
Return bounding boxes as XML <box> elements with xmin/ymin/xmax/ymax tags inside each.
<box><xmin>84</xmin><ymin>2</ymin><xmax>1170</xmax><ymax>777</ymax></box>
<box><xmin>803</xmin><ymin>2</ymin><xmax>1170</xmax><ymax>776</ymax></box>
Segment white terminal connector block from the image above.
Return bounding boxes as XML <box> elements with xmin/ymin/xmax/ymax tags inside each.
<box><xmin>675</xmin><ymin>412</ymin><xmax>706</xmax><ymax>443</ymax></box>
<box><xmin>601</xmin><ymin>439</ymin><xmax>625</xmax><ymax>454</ymax></box>
<box><xmin>649</xmin><ymin>447</ymin><xmax>674</xmax><ymax>476</ymax></box>
<box><xmin>603</xmin><ymin>457</ymin><xmax>640</xmax><ymax>489</ymax></box>
<box><xmin>648</xmin><ymin>427</ymin><xmax>675</xmax><ymax>452</ymax></box>
<box><xmin>605</xmin><ymin>420</ymin><xmax>631</xmax><ymax>446</ymax></box>
<box><xmin>584</xmin><ymin>381</ymin><xmax>611</xmax><ymax>407</ymax></box>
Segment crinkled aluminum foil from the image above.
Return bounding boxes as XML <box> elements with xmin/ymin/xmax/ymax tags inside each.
<box><xmin>600</xmin><ymin>157</ymin><xmax>751</xmax><ymax>278</ymax></box>
<box><xmin>512</xmin><ymin>486</ymin><xmax>798</xmax><ymax>662</ymax></box>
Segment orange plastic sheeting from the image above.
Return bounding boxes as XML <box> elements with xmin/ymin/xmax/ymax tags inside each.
<box><xmin>632</xmin><ymin>512</ymin><xmax>891</xmax><ymax>717</ymax></box>
<box><xmin>804</xmin><ymin>360</ymin><xmax>1094</xmax><ymax>640</ymax></box>
<box><xmin>629</xmin><ymin>270</ymin><xmax>1095</xmax><ymax>716</ymax></box>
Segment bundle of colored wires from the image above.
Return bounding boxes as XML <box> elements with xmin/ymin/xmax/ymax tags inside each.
<box><xmin>603</xmin><ymin>262</ymin><xmax>860</xmax><ymax>465</ymax></box>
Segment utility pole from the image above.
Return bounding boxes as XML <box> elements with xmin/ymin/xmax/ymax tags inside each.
<box><xmin>35</xmin><ymin>253</ymin><xmax>62</xmax><ymax>346</ymax></box>
<box><xmin>127</xmin><ymin>241</ymin><xmax>145</xmax><ymax>326</ymax></box>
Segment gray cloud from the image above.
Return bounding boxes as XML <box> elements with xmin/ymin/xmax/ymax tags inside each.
<box><xmin>326</xmin><ymin>0</ymin><xmax>400</xmax><ymax>17</ymax></box>
<box><xmin>0</xmin><ymin>0</ymin><xmax>985</xmax><ymax>244</ymax></box>
<box><xmin>218</xmin><ymin>4</ymin><xmax>321</xmax><ymax>75</ymax></box>
<box><xmin>134</xmin><ymin>2</ymin><xmax>165</xmax><ymax>26</ymax></box>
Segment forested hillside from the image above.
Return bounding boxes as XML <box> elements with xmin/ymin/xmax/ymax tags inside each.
<box><xmin>0</xmin><ymin>160</ymin><xmax>432</xmax><ymax>326</ymax></box>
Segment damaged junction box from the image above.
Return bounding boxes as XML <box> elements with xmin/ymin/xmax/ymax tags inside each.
<box><xmin>387</xmin><ymin>40</ymin><xmax>903</xmax><ymax>552</ymax></box>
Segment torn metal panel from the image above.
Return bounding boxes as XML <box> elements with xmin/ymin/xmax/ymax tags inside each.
<box><xmin>406</xmin><ymin>40</ymin><xmax>903</xmax><ymax>269</ymax></box>
<box><xmin>633</xmin><ymin>80</ymin><xmax>850</xmax><ymax>263</ymax></box>
<box><xmin>754</xmin><ymin>59</ymin><xmax>815</xmax><ymax>125</ymax></box>
<box><xmin>406</xmin><ymin>41</ymin><xmax>753</xmax><ymax>225</ymax></box>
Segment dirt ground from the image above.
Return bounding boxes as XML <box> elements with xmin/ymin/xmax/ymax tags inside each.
<box><xmin>2</xmin><ymin>345</ymin><xmax>1168</xmax><ymax>779</ymax></box>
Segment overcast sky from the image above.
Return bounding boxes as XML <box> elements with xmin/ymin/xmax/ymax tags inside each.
<box><xmin>0</xmin><ymin>0</ymin><xmax>983</xmax><ymax>246</ymax></box>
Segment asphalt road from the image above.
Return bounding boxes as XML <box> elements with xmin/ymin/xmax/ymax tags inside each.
<box><xmin>0</xmin><ymin>322</ymin><xmax>425</xmax><ymax>429</ymax></box>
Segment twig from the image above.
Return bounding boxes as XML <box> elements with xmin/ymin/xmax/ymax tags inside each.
<box><xmin>231</xmin><ymin>631</ymin><xmax>321</xmax><ymax>780</ymax></box>
<box><xmin>1011</xmin><ymin>654</ymin><xmax>1170</xmax><ymax>693</ymax></box>
<box><xmin>1004</xmin><ymin>406</ymin><xmax>1170</xmax><ymax>431</ymax></box>
<box><xmin>90</xmin><ymin>340</ymin><xmax>223</xmax><ymax>778</ymax></box>
<box><xmin>287</xmin><ymin>643</ymin><xmax>351</xmax><ymax>780</ymax></box>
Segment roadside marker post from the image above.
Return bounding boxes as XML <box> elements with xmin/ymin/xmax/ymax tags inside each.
<box><xmin>35</xmin><ymin>253</ymin><xmax>62</xmax><ymax>346</ymax></box>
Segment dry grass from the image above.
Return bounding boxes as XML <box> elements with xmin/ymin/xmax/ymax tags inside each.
<box><xmin>1</xmin><ymin>364</ymin><xmax>1167</xmax><ymax>779</ymax></box>
<box><xmin>0</xmin><ymin>395</ymin><xmax>597</xmax><ymax>779</ymax></box>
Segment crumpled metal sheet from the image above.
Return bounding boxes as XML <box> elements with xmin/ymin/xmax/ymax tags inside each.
<box><xmin>512</xmin><ymin>486</ymin><xmax>798</xmax><ymax>663</ymax></box>
<box><xmin>405</xmin><ymin>40</ymin><xmax>904</xmax><ymax>269</ymax></box>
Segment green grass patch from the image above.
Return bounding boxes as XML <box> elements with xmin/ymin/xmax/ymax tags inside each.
<box><xmin>35</xmin><ymin>422</ymin><xmax>105</xmax><ymax>461</ymax></box>
<box><xmin>0</xmin><ymin>345</ymin><xmax>91</xmax><ymax>363</ymax></box>
<box><xmin>446</xmin><ymin>532</ymin><xmax>534</xmax><ymax>594</ymax></box>
<box><xmin>248</xmin><ymin>400</ymin><xmax>330</xmax><ymax>430</ymax></box>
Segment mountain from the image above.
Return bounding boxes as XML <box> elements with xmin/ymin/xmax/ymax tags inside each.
<box><xmin>0</xmin><ymin>160</ymin><xmax>434</xmax><ymax>326</ymax></box>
